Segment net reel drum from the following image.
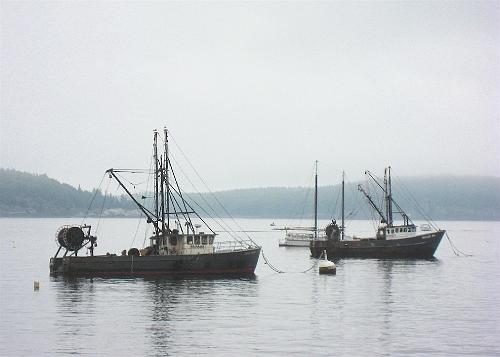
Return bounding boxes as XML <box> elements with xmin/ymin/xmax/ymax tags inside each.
<box><xmin>54</xmin><ymin>225</ymin><xmax>96</xmax><ymax>257</ymax></box>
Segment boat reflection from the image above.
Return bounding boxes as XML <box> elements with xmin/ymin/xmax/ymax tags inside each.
<box><xmin>50</xmin><ymin>275</ymin><xmax>259</xmax><ymax>355</ymax></box>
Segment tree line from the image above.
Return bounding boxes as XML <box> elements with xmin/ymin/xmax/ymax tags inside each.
<box><xmin>1</xmin><ymin>169</ymin><xmax>499</xmax><ymax>220</ymax></box>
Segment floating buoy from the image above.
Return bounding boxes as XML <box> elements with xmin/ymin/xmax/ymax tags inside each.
<box><xmin>34</xmin><ymin>281</ymin><xmax>40</xmax><ymax>290</ymax></box>
<box><xmin>318</xmin><ymin>250</ymin><xmax>336</xmax><ymax>275</ymax></box>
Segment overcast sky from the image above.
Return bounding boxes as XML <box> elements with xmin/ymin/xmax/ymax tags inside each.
<box><xmin>1</xmin><ymin>1</ymin><xmax>499</xmax><ymax>191</ymax></box>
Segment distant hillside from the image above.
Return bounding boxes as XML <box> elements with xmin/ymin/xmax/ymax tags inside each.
<box><xmin>0</xmin><ymin>169</ymin><xmax>499</xmax><ymax>220</ymax></box>
<box><xmin>198</xmin><ymin>176</ymin><xmax>500</xmax><ymax>221</ymax></box>
<box><xmin>0</xmin><ymin>169</ymin><xmax>133</xmax><ymax>217</ymax></box>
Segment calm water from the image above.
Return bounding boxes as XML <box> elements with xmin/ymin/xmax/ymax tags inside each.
<box><xmin>0</xmin><ymin>218</ymin><xmax>499</xmax><ymax>356</ymax></box>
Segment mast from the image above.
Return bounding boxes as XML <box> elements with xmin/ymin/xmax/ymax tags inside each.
<box><xmin>341</xmin><ymin>170</ymin><xmax>345</xmax><ymax>240</ymax></box>
<box><xmin>164</xmin><ymin>127</ymin><xmax>169</xmax><ymax>232</ymax></box>
<box><xmin>160</xmin><ymin>156</ymin><xmax>165</xmax><ymax>233</ymax></box>
<box><xmin>386</xmin><ymin>166</ymin><xmax>393</xmax><ymax>226</ymax></box>
<box><xmin>367</xmin><ymin>168</ymin><xmax>409</xmax><ymax>226</ymax></box>
<box><xmin>153</xmin><ymin>130</ymin><xmax>160</xmax><ymax>235</ymax></box>
<box><xmin>314</xmin><ymin>160</ymin><xmax>318</xmax><ymax>239</ymax></box>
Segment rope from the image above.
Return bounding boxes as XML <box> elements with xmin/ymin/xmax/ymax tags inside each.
<box><xmin>261</xmin><ymin>250</ymin><xmax>284</xmax><ymax>273</ymax></box>
<box><xmin>445</xmin><ymin>231</ymin><xmax>473</xmax><ymax>257</ymax></box>
<box><xmin>80</xmin><ymin>173</ymin><xmax>106</xmax><ymax>225</ymax></box>
<box><xmin>168</xmin><ymin>135</ymin><xmax>255</xmax><ymax>246</ymax></box>
<box><xmin>261</xmin><ymin>249</ymin><xmax>324</xmax><ymax>274</ymax></box>
<box><xmin>94</xmin><ymin>177</ymin><xmax>112</xmax><ymax>236</ymax></box>
<box><xmin>287</xmin><ymin>165</ymin><xmax>315</xmax><ymax>228</ymax></box>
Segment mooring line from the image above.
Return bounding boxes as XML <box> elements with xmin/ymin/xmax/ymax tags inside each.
<box><xmin>445</xmin><ymin>232</ymin><xmax>473</xmax><ymax>257</ymax></box>
<box><xmin>261</xmin><ymin>249</ymin><xmax>324</xmax><ymax>274</ymax></box>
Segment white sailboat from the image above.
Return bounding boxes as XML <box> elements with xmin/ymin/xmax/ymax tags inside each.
<box><xmin>278</xmin><ymin>161</ymin><xmax>326</xmax><ymax>247</ymax></box>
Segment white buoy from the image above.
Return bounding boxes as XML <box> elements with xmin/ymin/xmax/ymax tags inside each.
<box><xmin>34</xmin><ymin>281</ymin><xmax>40</xmax><ymax>290</ymax></box>
<box><xmin>318</xmin><ymin>250</ymin><xmax>336</xmax><ymax>275</ymax></box>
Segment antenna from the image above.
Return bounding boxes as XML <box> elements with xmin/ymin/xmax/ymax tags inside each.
<box><xmin>314</xmin><ymin>160</ymin><xmax>318</xmax><ymax>239</ymax></box>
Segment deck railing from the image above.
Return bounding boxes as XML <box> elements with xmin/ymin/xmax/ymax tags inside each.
<box><xmin>213</xmin><ymin>240</ymin><xmax>257</xmax><ymax>252</ymax></box>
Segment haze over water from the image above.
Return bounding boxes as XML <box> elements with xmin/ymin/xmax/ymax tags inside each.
<box><xmin>2</xmin><ymin>1</ymin><xmax>499</xmax><ymax>191</ymax></box>
<box><xmin>1</xmin><ymin>218</ymin><xmax>498</xmax><ymax>356</ymax></box>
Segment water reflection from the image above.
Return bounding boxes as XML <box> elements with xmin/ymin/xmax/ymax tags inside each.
<box><xmin>50</xmin><ymin>276</ymin><xmax>98</xmax><ymax>355</ymax></box>
<box><xmin>49</xmin><ymin>275</ymin><xmax>259</xmax><ymax>355</ymax></box>
<box><xmin>144</xmin><ymin>276</ymin><xmax>258</xmax><ymax>355</ymax></box>
<box><xmin>374</xmin><ymin>258</ymin><xmax>442</xmax><ymax>351</ymax></box>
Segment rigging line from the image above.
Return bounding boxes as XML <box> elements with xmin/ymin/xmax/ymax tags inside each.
<box><xmin>124</xmin><ymin>177</ymin><xmax>150</xmax><ymax>187</ymax></box>
<box><xmin>81</xmin><ymin>173</ymin><xmax>106</xmax><ymax>225</ymax></box>
<box><xmin>287</xmin><ymin>165</ymin><xmax>316</xmax><ymax>226</ymax></box>
<box><xmin>128</xmin><ymin>166</ymin><xmax>152</xmax><ymax>249</ymax></box>
<box><xmin>330</xmin><ymin>183</ymin><xmax>341</xmax><ymax>219</ymax></box>
<box><xmin>130</xmin><ymin>210</ymin><xmax>144</xmax><ymax>248</ymax></box>
<box><xmin>167</xmin><ymin>157</ymin><xmax>195</xmax><ymax>232</ymax></box>
<box><xmin>445</xmin><ymin>231</ymin><xmax>473</xmax><ymax>257</ymax></box>
<box><xmin>144</xmin><ymin>145</ymin><xmax>157</xmax><ymax>221</ymax></box>
<box><xmin>190</xmin><ymin>191</ymin><xmax>239</xmax><ymax>239</ymax></box>
<box><xmin>391</xmin><ymin>170</ymin><xmax>439</xmax><ymax>230</ymax></box>
<box><xmin>113</xmin><ymin>170</ymin><xmax>149</xmax><ymax>194</ymax></box>
<box><xmin>169</xmin><ymin>134</ymin><xmax>258</xmax><ymax>244</ymax></box>
<box><xmin>362</xmin><ymin>176</ymin><xmax>379</xmax><ymax>231</ymax></box>
<box><xmin>299</xmin><ymin>185</ymin><xmax>313</xmax><ymax>223</ymax></box>
<box><xmin>173</xmin><ymin>156</ymin><xmax>255</xmax><ymax>242</ymax></box>
<box><xmin>142</xmin><ymin>225</ymin><xmax>151</xmax><ymax>248</ymax></box>
<box><xmin>180</xmin><ymin>191</ymin><xmax>246</xmax><ymax>244</ymax></box>
<box><xmin>108</xmin><ymin>169</ymin><xmax>151</xmax><ymax>173</ymax></box>
<box><xmin>94</xmin><ymin>177</ymin><xmax>112</xmax><ymax>236</ymax></box>
<box><xmin>167</xmin><ymin>190</ymin><xmax>189</xmax><ymax>234</ymax></box>
<box><xmin>167</xmin><ymin>151</ymin><xmax>225</xmax><ymax>222</ymax></box>
<box><xmin>168</xmin><ymin>181</ymin><xmax>245</xmax><ymax>243</ymax></box>
<box><xmin>137</xmin><ymin>152</ymin><xmax>155</xmax><ymax>248</ymax></box>
<box><xmin>169</xmin><ymin>185</ymin><xmax>229</xmax><ymax>238</ymax></box>
<box><xmin>167</xmin><ymin>154</ymin><xmax>246</xmax><ymax>243</ymax></box>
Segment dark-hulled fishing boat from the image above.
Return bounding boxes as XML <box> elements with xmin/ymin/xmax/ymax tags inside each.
<box><xmin>310</xmin><ymin>167</ymin><xmax>445</xmax><ymax>259</ymax></box>
<box><xmin>50</xmin><ymin>128</ymin><xmax>261</xmax><ymax>276</ymax></box>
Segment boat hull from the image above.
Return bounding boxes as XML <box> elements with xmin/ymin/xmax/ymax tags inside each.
<box><xmin>50</xmin><ymin>248</ymin><xmax>261</xmax><ymax>277</ymax></box>
<box><xmin>310</xmin><ymin>231</ymin><xmax>445</xmax><ymax>259</ymax></box>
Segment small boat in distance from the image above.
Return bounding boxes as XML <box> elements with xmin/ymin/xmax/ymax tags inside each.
<box><xmin>278</xmin><ymin>161</ymin><xmax>326</xmax><ymax>247</ymax></box>
<box><xmin>50</xmin><ymin>128</ymin><xmax>261</xmax><ymax>276</ymax></box>
<box><xmin>310</xmin><ymin>167</ymin><xmax>445</xmax><ymax>259</ymax></box>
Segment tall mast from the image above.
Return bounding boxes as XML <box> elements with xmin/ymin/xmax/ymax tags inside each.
<box><xmin>153</xmin><ymin>130</ymin><xmax>160</xmax><ymax>235</ymax></box>
<box><xmin>384</xmin><ymin>168</ymin><xmax>388</xmax><ymax>225</ymax></box>
<box><xmin>388</xmin><ymin>166</ymin><xmax>393</xmax><ymax>226</ymax></box>
<box><xmin>385</xmin><ymin>166</ymin><xmax>393</xmax><ymax>226</ymax></box>
<box><xmin>160</xmin><ymin>156</ymin><xmax>165</xmax><ymax>233</ymax></box>
<box><xmin>314</xmin><ymin>160</ymin><xmax>318</xmax><ymax>239</ymax></box>
<box><xmin>341</xmin><ymin>170</ymin><xmax>345</xmax><ymax>240</ymax></box>
<box><xmin>164</xmin><ymin>127</ymin><xmax>170</xmax><ymax>232</ymax></box>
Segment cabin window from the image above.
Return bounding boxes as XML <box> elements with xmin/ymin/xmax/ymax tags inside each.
<box><xmin>202</xmin><ymin>235</ymin><xmax>208</xmax><ymax>245</ymax></box>
<box><xmin>209</xmin><ymin>236</ymin><xmax>214</xmax><ymax>244</ymax></box>
<box><xmin>187</xmin><ymin>236</ymin><xmax>193</xmax><ymax>245</ymax></box>
<box><xmin>391</xmin><ymin>229</ymin><xmax>394</xmax><ymax>234</ymax></box>
<box><xmin>404</xmin><ymin>228</ymin><xmax>407</xmax><ymax>232</ymax></box>
<box><xmin>194</xmin><ymin>236</ymin><xmax>200</xmax><ymax>245</ymax></box>
<box><xmin>395</xmin><ymin>228</ymin><xmax>398</xmax><ymax>233</ymax></box>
